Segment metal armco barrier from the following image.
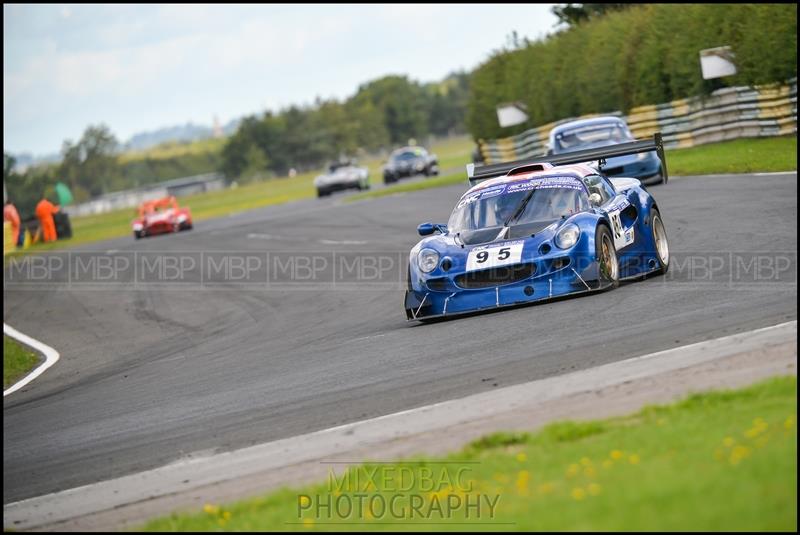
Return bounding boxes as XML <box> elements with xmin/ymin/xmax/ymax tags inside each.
<box><xmin>478</xmin><ymin>79</ymin><xmax>797</xmax><ymax>164</ymax></box>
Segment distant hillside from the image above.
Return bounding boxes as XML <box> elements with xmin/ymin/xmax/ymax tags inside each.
<box><xmin>12</xmin><ymin>118</ymin><xmax>242</xmax><ymax>169</ymax></box>
<box><xmin>123</xmin><ymin>118</ymin><xmax>242</xmax><ymax>151</ymax></box>
<box><xmin>10</xmin><ymin>151</ymin><xmax>61</xmax><ymax>172</ymax></box>
<box><xmin>124</xmin><ymin>122</ymin><xmax>214</xmax><ymax>151</ymax></box>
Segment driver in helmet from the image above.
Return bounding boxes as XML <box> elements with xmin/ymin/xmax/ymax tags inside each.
<box><xmin>494</xmin><ymin>189</ymin><xmax>533</xmax><ymax>226</ymax></box>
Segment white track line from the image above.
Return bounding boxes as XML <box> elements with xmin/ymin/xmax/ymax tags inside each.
<box><xmin>3</xmin><ymin>323</ymin><xmax>60</xmax><ymax>397</ymax></box>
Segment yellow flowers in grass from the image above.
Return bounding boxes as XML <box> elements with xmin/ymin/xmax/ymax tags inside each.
<box><xmin>516</xmin><ymin>452</ymin><xmax>528</xmax><ymax>463</ymax></box>
<box><xmin>516</xmin><ymin>470</ymin><xmax>530</xmax><ymax>495</ymax></box>
<box><xmin>744</xmin><ymin>417</ymin><xmax>769</xmax><ymax>439</ymax></box>
<box><xmin>715</xmin><ymin>415</ymin><xmax>796</xmax><ymax>464</ymax></box>
<box><xmin>203</xmin><ymin>504</ymin><xmax>233</xmax><ymax>528</ymax></box>
<box><xmin>571</xmin><ymin>487</ymin><xmax>586</xmax><ymax>501</ymax></box>
<box><xmin>628</xmin><ymin>454</ymin><xmax>640</xmax><ymax>465</ymax></box>
<box><xmin>729</xmin><ymin>445</ymin><xmax>751</xmax><ymax>466</ymax></box>
<box><xmin>610</xmin><ymin>450</ymin><xmax>624</xmax><ymax>460</ymax></box>
<box><xmin>565</xmin><ymin>463</ymin><xmax>581</xmax><ymax>478</ymax></box>
<box><xmin>784</xmin><ymin>415</ymin><xmax>795</xmax><ymax>430</ymax></box>
<box><xmin>587</xmin><ymin>483</ymin><xmax>602</xmax><ymax>496</ymax></box>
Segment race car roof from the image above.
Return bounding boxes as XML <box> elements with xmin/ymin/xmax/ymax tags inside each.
<box><xmin>549</xmin><ymin>115</ymin><xmax>627</xmax><ymax>136</ymax></box>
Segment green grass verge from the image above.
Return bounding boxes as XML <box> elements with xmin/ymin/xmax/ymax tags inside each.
<box><xmin>667</xmin><ymin>135</ymin><xmax>797</xmax><ymax>175</ymax></box>
<box><xmin>3</xmin><ymin>336</ymin><xmax>41</xmax><ymax>389</ymax></box>
<box><xmin>142</xmin><ymin>375</ymin><xmax>797</xmax><ymax>531</ymax></box>
<box><xmin>348</xmin><ymin>135</ymin><xmax>797</xmax><ymax>203</ymax></box>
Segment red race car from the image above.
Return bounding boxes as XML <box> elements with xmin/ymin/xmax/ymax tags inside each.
<box><xmin>132</xmin><ymin>196</ymin><xmax>193</xmax><ymax>239</ymax></box>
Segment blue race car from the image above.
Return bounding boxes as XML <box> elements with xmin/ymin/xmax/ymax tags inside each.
<box><xmin>548</xmin><ymin>116</ymin><xmax>664</xmax><ymax>185</ymax></box>
<box><xmin>404</xmin><ymin>134</ymin><xmax>671</xmax><ymax>321</ymax></box>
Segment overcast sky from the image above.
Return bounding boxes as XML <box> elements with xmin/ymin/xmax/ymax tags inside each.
<box><xmin>4</xmin><ymin>4</ymin><xmax>560</xmax><ymax>155</ymax></box>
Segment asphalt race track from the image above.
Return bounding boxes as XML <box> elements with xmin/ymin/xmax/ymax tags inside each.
<box><xmin>3</xmin><ymin>173</ymin><xmax>797</xmax><ymax>504</ymax></box>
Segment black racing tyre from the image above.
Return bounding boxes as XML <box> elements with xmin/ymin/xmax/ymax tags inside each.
<box><xmin>596</xmin><ymin>224</ymin><xmax>619</xmax><ymax>289</ymax></box>
<box><xmin>134</xmin><ymin>231</ymin><xmax>142</xmax><ymax>240</ymax></box>
<box><xmin>317</xmin><ymin>189</ymin><xmax>329</xmax><ymax>198</ymax></box>
<box><xmin>384</xmin><ymin>175</ymin><xmax>395</xmax><ymax>185</ymax></box>
<box><xmin>650</xmin><ymin>208</ymin><xmax>670</xmax><ymax>275</ymax></box>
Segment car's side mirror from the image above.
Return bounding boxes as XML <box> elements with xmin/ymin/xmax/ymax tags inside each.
<box><xmin>417</xmin><ymin>223</ymin><xmax>447</xmax><ymax>236</ymax></box>
<box><xmin>417</xmin><ymin>223</ymin><xmax>436</xmax><ymax>236</ymax></box>
<box><xmin>589</xmin><ymin>193</ymin><xmax>602</xmax><ymax>206</ymax></box>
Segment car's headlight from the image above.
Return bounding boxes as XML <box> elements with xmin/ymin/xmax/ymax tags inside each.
<box><xmin>177</xmin><ymin>214</ymin><xmax>187</xmax><ymax>222</ymax></box>
<box><xmin>555</xmin><ymin>223</ymin><xmax>580</xmax><ymax>249</ymax></box>
<box><xmin>637</xmin><ymin>152</ymin><xmax>649</xmax><ymax>161</ymax></box>
<box><xmin>133</xmin><ymin>223</ymin><xmax>143</xmax><ymax>231</ymax></box>
<box><xmin>417</xmin><ymin>248</ymin><xmax>440</xmax><ymax>273</ymax></box>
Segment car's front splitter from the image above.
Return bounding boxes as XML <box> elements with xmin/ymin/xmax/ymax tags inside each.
<box><xmin>404</xmin><ymin>263</ymin><xmax>610</xmax><ymax>321</ymax></box>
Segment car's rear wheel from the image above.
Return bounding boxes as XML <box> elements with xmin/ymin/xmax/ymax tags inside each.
<box><xmin>651</xmin><ymin>208</ymin><xmax>670</xmax><ymax>274</ymax></box>
<box><xmin>596</xmin><ymin>225</ymin><xmax>619</xmax><ymax>289</ymax></box>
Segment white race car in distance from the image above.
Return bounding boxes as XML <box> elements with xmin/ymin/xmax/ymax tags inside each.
<box><xmin>314</xmin><ymin>160</ymin><xmax>370</xmax><ymax>198</ymax></box>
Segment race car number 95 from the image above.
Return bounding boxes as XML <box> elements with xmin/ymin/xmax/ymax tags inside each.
<box><xmin>466</xmin><ymin>241</ymin><xmax>524</xmax><ymax>271</ymax></box>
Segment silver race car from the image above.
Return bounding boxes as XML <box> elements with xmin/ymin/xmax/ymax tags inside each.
<box><xmin>315</xmin><ymin>159</ymin><xmax>370</xmax><ymax>198</ymax></box>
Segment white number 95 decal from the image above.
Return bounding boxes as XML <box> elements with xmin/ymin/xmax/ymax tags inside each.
<box><xmin>466</xmin><ymin>241</ymin><xmax>524</xmax><ymax>271</ymax></box>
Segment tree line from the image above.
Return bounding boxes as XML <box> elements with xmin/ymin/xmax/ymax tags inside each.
<box><xmin>221</xmin><ymin>73</ymin><xmax>469</xmax><ymax>179</ymax></box>
<box><xmin>467</xmin><ymin>3</ymin><xmax>797</xmax><ymax>140</ymax></box>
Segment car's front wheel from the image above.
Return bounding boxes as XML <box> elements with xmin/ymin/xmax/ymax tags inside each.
<box><xmin>596</xmin><ymin>224</ymin><xmax>619</xmax><ymax>289</ymax></box>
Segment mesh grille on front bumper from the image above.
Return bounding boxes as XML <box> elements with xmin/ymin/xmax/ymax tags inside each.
<box><xmin>454</xmin><ymin>263</ymin><xmax>537</xmax><ymax>289</ymax></box>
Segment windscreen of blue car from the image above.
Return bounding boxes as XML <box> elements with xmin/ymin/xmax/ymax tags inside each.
<box><xmin>554</xmin><ymin>123</ymin><xmax>632</xmax><ymax>152</ymax></box>
<box><xmin>391</xmin><ymin>151</ymin><xmax>423</xmax><ymax>163</ymax></box>
<box><xmin>449</xmin><ymin>182</ymin><xmax>589</xmax><ymax>244</ymax></box>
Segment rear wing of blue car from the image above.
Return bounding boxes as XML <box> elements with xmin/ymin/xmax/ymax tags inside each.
<box><xmin>466</xmin><ymin>133</ymin><xmax>668</xmax><ymax>187</ymax></box>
